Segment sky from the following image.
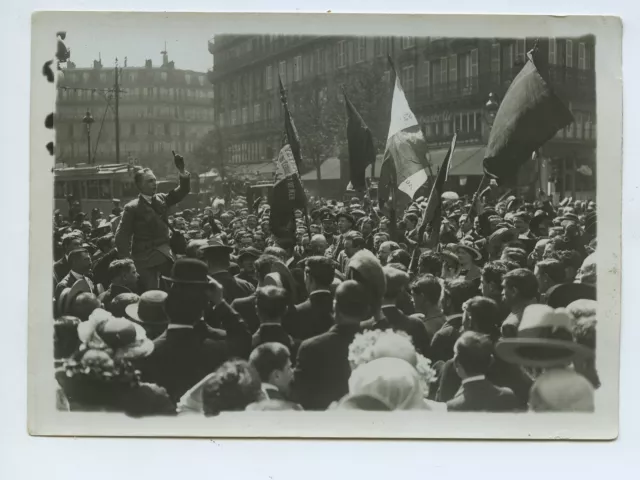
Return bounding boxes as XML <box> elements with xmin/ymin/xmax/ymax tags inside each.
<box><xmin>64</xmin><ymin>14</ymin><xmax>215</xmax><ymax>72</ymax></box>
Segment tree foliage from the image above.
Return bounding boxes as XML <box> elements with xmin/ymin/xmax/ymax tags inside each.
<box><xmin>192</xmin><ymin>126</ymin><xmax>227</xmax><ymax>177</ymax></box>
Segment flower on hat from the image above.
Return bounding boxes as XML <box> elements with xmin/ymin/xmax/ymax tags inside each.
<box><xmin>348</xmin><ymin>329</ymin><xmax>436</xmax><ymax>397</ymax></box>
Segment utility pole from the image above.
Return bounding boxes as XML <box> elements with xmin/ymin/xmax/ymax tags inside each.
<box><xmin>114</xmin><ymin>59</ymin><xmax>121</xmax><ymax>163</ymax></box>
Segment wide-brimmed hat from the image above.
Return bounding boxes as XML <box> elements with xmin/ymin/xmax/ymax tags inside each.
<box><xmin>237</xmin><ymin>246</ymin><xmax>261</xmax><ymax>261</ymax></box>
<box><xmin>495</xmin><ymin>304</ymin><xmax>594</xmax><ymax>368</ymax></box>
<box><xmin>545</xmin><ymin>283</ymin><xmax>596</xmax><ymax>309</ymax></box>
<box><xmin>56</xmin><ymin>278</ymin><xmax>92</xmax><ymax>316</ymax></box>
<box><xmin>125</xmin><ymin>290</ymin><xmax>169</xmax><ymax>326</ymax></box>
<box><xmin>448</xmin><ymin>241</ymin><xmax>482</xmax><ymax>261</ymax></box>
<box><xmin>200</xmin><ymin>238</ymin><xmax>234</xmax><ymax>254</ymax></box>
<box><xmin>488</xmin><ymin>227</ymin><xmax>518</xmax><ymax>247</ymax></box>
<box><xmin>162</xmin><ymin>258</ymin><xmax>214</xmax><ymax>285</ymax></box>
<box><xmin>441</xmin><ymin>191</ymin><xmax>459</xmax><ymax>201</ymax></box>
<box><xmin>78</xmin><ymin>308</ymin><xmax>154</xmax><ymax>360</ymax></box>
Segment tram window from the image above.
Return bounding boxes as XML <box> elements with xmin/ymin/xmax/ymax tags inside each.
<box><xmin>99</xmin><ymin>180</ymin><xmax>111</xmax><ymax>199</ymax></box>
<box><xmin>121</xmin><ymin>180</ymin><xmax>138</xmax><ymax>198</ymax></box>
<box><xmin>54</xmin><ymin>181</ymin><xmax>66</xmax><ymax>199</ymax></box>
<box><xmin>87</xmin><ymin>180</ymin><xmax>100</xmax><ymax>199</ymax></box>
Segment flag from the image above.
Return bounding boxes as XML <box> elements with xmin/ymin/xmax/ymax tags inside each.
<box><xmin>484</xmin><ymin>50</ymin><xmax>574</xmax><ymax>182</ymax></box>
<box><xmin>378</xmin><ymin>59</ymin><xmax>430</xmax><ymax>207</ymax></box>
<box><xmin>268</xmin><ymin>137</ymin><xmax>307</xmax><ymax>240</ymax></box>
<box><xmin>417</xmin><ymin>133</ymin><xmax>457</xmax><ymax>247</ymax></box>
<box><xmin>279</xmin><ymin>75</ymin><xmax>302</xmax><ymax>169</ymax></box>
<box><xmin>344</xmin><ymin>89</ymin><xmax>376</xmax><ymax>192</ymax></box>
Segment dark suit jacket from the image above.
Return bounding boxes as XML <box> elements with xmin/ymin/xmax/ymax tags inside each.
<box><xmin>99</xmin><ymin>284</ymin><xmax>134</xmax><ymax>313</ymax></box>
<box><xmin>436</xmin><ymin>356</ymin><xmax>533</xmax><ymax>409</ymax></box>
<box><xmin>446</xmin><ymin>378</ymin><xmax>520</xmax><ymax>412</ymax></box>
<box><xmin>115</xmin><ymin>174</ymin><xmax>190</xmax><ymax>268</ymax></box>
<box><xmin>291</xmin><ymin>323</ymin><xmax>361</xmax><ymax>411</ymax></box>
<box><xmin>361</xmin><ymin>305</ymin><xmax>431</xmax><ymax>357</ymax></box>
<box><xmin>252</xmin><ymin>324</ymin><xmax>298</xmax><ymax>360</ymax></box>
<box><xmin>139</xmin><ymin>301</ymin><xmax>251</xmax><ymax>403</ymax></box>
<box><xmin>92</xmin><ymin>249</ymin><xmax>119</xmax><ymax>289</ymax></box>
<box><xmin>236</xmin><ymin>271</ymin><xmax>258</xmax><ymax>288</ymax></box>
<box><xmin>53</xmin><ymin>256</ymin><xmax>70</xmax><ymax>285</ymax></box>
<box><xmin>211</xmin><ymin>271</ymin><xmax>255</xmax><ymax>305</ymax></box>
<box><xmin>293</xmin><ymin>291</ymin><xmax>335</xmax><ymax>341</ymax></box>
<box><xmin>54</xmin><ymin>272</ymin><xmax>101</xmax><ymax>302</ymax></box>
<box><xmin>429</xmin><ymin>314</ymin><xmax>463</xmax><ymax>363</ymax></box>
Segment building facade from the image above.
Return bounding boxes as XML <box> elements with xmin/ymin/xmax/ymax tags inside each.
<box><xmin>208</xmin><ymin>35</ymin><xmax>596</xmax><ymax>198</ymax></box>
<box><xmin>55</xmin><ymin>53</ymin><xmax>214</xmax><ymax>177</ymax></box>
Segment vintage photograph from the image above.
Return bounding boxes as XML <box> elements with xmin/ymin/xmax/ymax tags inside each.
<box><xmin>29</xmin><ymin>12</ymin><xmax>621</xmax><ymax>438</ymax></box>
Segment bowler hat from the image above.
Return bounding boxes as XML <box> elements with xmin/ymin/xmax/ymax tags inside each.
<box><xmin>57</xmin><ymin>278</ymin><xmax>92</xmax><ymax>316</ymax></box>
<box><xmin>495</xmin><ymin>304</ymin><xmax>593</xmax><ymax>368</ymax></box>
<box><xmin>336</xmin><ymin>210</ymin><xmax>354</xmax><ymax>225</ymax></box>
<box><xmin>125</xmin><ymin>290</ymin><xmax>169</xmax><ymax>326</ymax></box>
<box><xmin>162</xmin><ymin>258</ymin><xmax>213</xmax><ymax>285</ymax></box>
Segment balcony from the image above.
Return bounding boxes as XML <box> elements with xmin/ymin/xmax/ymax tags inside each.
<box><xmin>219</xmin><ymin>119</ymin><xmax>280</xmax><ymax>138</ymax></box>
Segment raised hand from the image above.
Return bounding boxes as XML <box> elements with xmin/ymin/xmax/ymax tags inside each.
<box><xmin>172</xmin><ymin>150</ymin><xmax>185</xmax><ymax>173</ymax></box>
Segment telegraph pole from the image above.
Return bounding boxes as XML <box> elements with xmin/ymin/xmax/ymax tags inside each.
<box><xmin>114</xmin><ymin>59</ymin><xmax>121</xmax><ymax>163</ymax></box>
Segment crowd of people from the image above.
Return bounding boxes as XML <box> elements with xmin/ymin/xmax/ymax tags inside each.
<box><xmin>51</xmin><ymin>159</ymin><xmax>599</xmax><ymax>417</ymax></box>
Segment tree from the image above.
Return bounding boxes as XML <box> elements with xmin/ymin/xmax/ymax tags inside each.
<box><xmin>192</xmin><ymin>126</ymin><xmax>227</xmax><ymax>179</ymax></box>
<box><xmin>293</xmin><ymin>78</ymin><xmax>343</xmax><ymax>180</ymax></box>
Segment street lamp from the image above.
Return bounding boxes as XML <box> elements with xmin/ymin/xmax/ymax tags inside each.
<box><xmin>484</xmin><ymin>92</ymin><xmax>500</xmax><ymax>126</ymax></box>
<box><xmin>82</xmin><ymin>110</ymin><xmax>94</xmax><ymax>164</ymax></box>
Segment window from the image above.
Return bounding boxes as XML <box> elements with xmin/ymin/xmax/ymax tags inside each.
<box><xmin>491</xmin><ymin>44</ymin><xmax>501</xmax><ymax>73</ymax></box>
<box><xmin>265</xmin><ymin>65</ymin><xmax>273</xmax><ymax>90</ymax></box>
<box><xmin>383</xmin><ymin>70</ymin><xmax>391</xmax><ymax>83</ymax></box>
<box><xmin>433</xmin><ymin>61</ymin><xmax>441</xmax><ymax>85</ymax></box>
<box><xmin>440</xmin><ymin>57</ymin><xmax>448</xmax><ymax>84</ymax></box>
<box><xmin>470</xmin><ymin>48</ymin><xmax>478</xmax><ymax>77</ymax></box>
<box><xmin>515</xmin><ymin>39</ymin><xmax>526</xmax><ymax>64</ymax></box>
<box><xmin>185</xmin><ymin>74</ymin><xmax>192</xmax><ymax>85</ymax></box>
<box><xmin>54</xmin><ymin>181</ymin><xmax>66</xmax><ymax>199</ymax></box>
<box><xmin>199</xmin><ymin>76</ymin><xmax>205</xmax><ymax>86</ymax></box>
<box><xmin>218</xmin><ymin>113</ymin><xmax>225</xmax><ymax>127</ymax></box>
<box><xmin>566</xmin><ymin>39</ymin><xmax>573</xmax><ymax>67</ymax></box>
<box><xmin>337</xmin><ymin>41</ymin><xmax>346</xmax><ymax>68</ymax></box>
<box><xmin>356</xmin><ymin>37</ymin><xmax>366</xmax><ymax>63</ymax></box>
<box><xmin>129</xmin><ymin>72</ymin><xmax>137</xmax><ymax>83</ymax></box>
<box><xmin>316</xmin><ymin>49</ymin><xmax>325</xmax><ymax>74</ymax></box>
<box><xmin>448</xmin><ymin>54</ymin><xmax>458</xmax><ymax>84</ymax></box>
<box><xmin>82</xmin><ymin>72</ymin><xmax>90</xmax><ymax>83</ymax></box>
<box><xmin>87</xmin><ymin>180</ymin><xmax>100</xmax><ymax>199</ymax></box>
<box><xmin>402</xmin><ymin>66</ymin><xmax>415</xmax><ymax>92</ymax></box>
<box><xmin>584</xmin><ymin>112</ymin><xmax>593</xmax><ymax>139</ymax></box>
<box><xmin>402</xmin><ymin>37</ymin><xmax>415</xmax><ymax>49</ymax></box>
<box><xmin>279</xmin><ymin>60</ymin><xmax>287</xmax><ymax>83</ymax></box>
<box><xmin>242</xmin><ymin>106</ymin><xmax>248</xmax><ymax>124</ymax></box>
<box><xmin>130</xmin><ymin>124</ymin><xmax>136</xmax><ymax>136</ymax></box>
<box><xmin>504</xmin><ymin>44</ymin><xmax>514</xmax><ymax>70</ymax></box>
<box><xmin>575</xmin><ymin>112</ymin><xmax>583</xmax><ymax>139</ymax></box>
<box><xmin>164</xmin><ymin>123</ymin><xmax>170</xmax><ymax>136</ymax></box>
<box><xmin>100</xmin><ymin>73</ymin><xmax>107</xmax><ymax>82</ymax></box>
<box><xmin>374</xmin><ymin>37</ymin><xmax>383</xmax><ymax>57</ymax></box>
<box><xmin>294</xmin><ymin>55</ymin><xmax>302</xmax><ymax>81</ymax></box>
<box><xmin>231</xmin><ymin>109</ymin><xmax>237</xmax><ymax>126</ymax></box>
<box><xmin>98</xmin><ymin>180</ymin><xmax>111</xmax><ymax>199</ymax></box>
<box><xmin>266</xmin><ymin>102</ymin><xmax>272</xmax><ymax>120</ymax></box>
<box><xmin>578</xmin><ymin>42</ymin><xmax>586</xmax><ymax>69</ymax></box>
<box><xmin>420</xmin><ymin>60</ymin><xmax>430</xmax><ymax>87</ymax></box>
<box><xmin>549</xmin><ymin>38</ymin><xmax>557</xmax><ymax>65</ymax></box>
<box><xmin>161</xmin><ymin>71</ymin><xmax>168</xmax><ymax>81</ymax></box>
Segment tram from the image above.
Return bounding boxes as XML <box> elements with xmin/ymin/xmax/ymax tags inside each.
<box><xmin>54</xmin><ymin>163</ymin><xmax>201</xmax><ymax>216</ymax></box>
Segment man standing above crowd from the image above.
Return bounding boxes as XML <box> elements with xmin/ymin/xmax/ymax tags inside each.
<box><xmin>115</xmin><ymin>152</ymin><xmax>190</xmax><ymax>291</ymax></box>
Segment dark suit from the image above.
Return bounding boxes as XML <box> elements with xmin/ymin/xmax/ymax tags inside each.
<box><xmin>446</xmin><ymin>378</ymin><xmax>520</xmax><ymax>412</ymax></box>
<box><xmin>236</xmin><ymin>271</ymin><xmax>258</xmax><ymax>288</ymax></box>
<box><xmin>252</xmin><ymin>324</ymin><xmax>298</xmax><ymax>360</ymax></box>
<box><xmin>53</xmin><ymin>256</ymin><xmax>70</xmax><ymax>285</ymax></box>
<box><xmin>429</xmin><ymin>314</ymin><xmax>463</xmax><ymax>363</ymax></box>
<box><xmin>436</xmin><ymin>356</ymin><xmax>533</xmax><ymax>409</ymax></box>
<box><xmin>92</xmin><ymin>249</ymin><xmax>119</xmax><ymax>290</ymax></box>
<box><xmin>231</xmin><ymin>294</ymin><xmax>298</xmax><ymax>337</ymax></box>
<box><xmin>293</xmin><ymin>290</ymin><xmax>334</xmax><ymax>341</ymax></box>
<box><xmin>114</xmin><ymin>173</ymin><xmax>190</xmax><ymax>290</ymax></box>
<box><xmin>99</xmin><ymin>284</ymin><xmax>134</xmax><ymax>313</ymax></box>
<box><xmin>54</xmin><ymin>272</ymin><xmax>101</xmax><ymax>302</ymax></box>
<box><xmin>361</xmin><ymin>305</ymin><xmax>431</xmax><ymax>357</ymax></box>
<box><xmin>292</xmin><ymin>323</ymin><xmax>361</xmax><ymax>411</ymax></box>
<box><xmin>139</xmin><ymin>301</ymin><xmax>251</xmax><ymax>403</ymax></box>
<box><xmin>210</xmin><ymin>271</ymin><xmax>255</xmax><ymax>305</ymax></box>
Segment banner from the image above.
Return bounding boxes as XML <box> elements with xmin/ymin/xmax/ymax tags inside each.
<box><xmin>344</xmin><ymin>90</ymin><xmax>376</xmax><ymax>192</ymax></box>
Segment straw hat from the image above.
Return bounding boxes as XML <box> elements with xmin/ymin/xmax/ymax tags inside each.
<box><xmin>495</xmin><ymin>304</ymin><xmax>593</xmax><ymax>368</ymax></box>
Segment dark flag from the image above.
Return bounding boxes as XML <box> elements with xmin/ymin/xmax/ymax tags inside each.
<box><xmin>417</xmin><ymin>133</ymin><xmax>458</xmax><ymax>248</ymax></box>
<box><xmin>378</xmin><ymin>57</ymin><xmax>430</xmax><ymax>207</ymax></box>
<box><xmin>343</xmin><ymin>89</ymin><xmax>376</xmax><ymax>192</ymax></box>
<box><xmin>279</xmin><ymin>75</ymin><xmax>302</xmax><ymax>169</ymax></box>
<box><xmin>268</xmin><ymin>135</ymin><xmax>307</xmax><ymax>240</ymax></box>
<box><xmin>483</xmin><ymin>50</ymin><xmax>574</xmax><ymax>183</ymax></box>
